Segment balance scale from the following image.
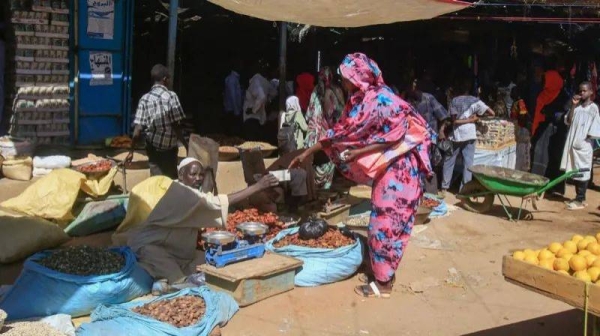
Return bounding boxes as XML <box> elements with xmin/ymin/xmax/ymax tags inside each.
<box><xmin>202</xmin><ymin>222</ymin><xmax>268</xmax><ymax>268</ymax></box>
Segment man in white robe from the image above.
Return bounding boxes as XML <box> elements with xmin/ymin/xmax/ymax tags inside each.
<box><xmin>561</xmin><ymin>82</ymin><xmax>600</xmax><ymax>210</ymax></box>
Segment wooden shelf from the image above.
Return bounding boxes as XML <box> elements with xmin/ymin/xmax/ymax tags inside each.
<box><xmin>36</xmin><ymin>32</ymin><xmax>69</xmax><ymax>39</ymax></box>
<box><xmin>35</xmin><ymin>58</ymin><xmax>69</xmax><ymax>64</ymax></box>
<box><xmin>16</xmin><ymin>69</ymin><xmax>52</xmax><ymax>75</ymax></box>
<box><xmin>17</xmin><ymin>44</ymin><xmax>52</xmax><ymax>50</ymax></box>
<box><xmin>18</xmin><ymin>95</ymin><xmax>69</xmax><ymax>100</ymax></box>
<box><xmin>32</xmin><ymin>6</ymin><xmax>69</xmax><ymax>14</ymax></box>
<box><xmin>15</xmin><ymin>56</ymin><xmax>35</xmax><ymax>62</ymax></box>
<box><xmin>15</xmin><ymin>31</ymin><xmax>35</xmax><ymax>36</ymax></box>
<box><xmin>11</xmin><ymin>18</ymin><xmax>49</xmax><ymax>25</ymax></box>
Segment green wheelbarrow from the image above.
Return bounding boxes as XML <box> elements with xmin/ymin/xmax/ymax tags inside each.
<box><xmin>456</xmin><ymin>165</ymin><xmax>589</xmax><ymax>221</ymax></box>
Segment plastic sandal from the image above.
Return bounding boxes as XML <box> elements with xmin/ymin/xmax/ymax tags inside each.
<box><xmin>566</xmin><ymin>201</ymin><xmax>585</xmax><ymax>210</ymax></box>
<box><xmin>354</xmin><ymin>282</ymin><xmax>391</xmax><ymax>299</ymax></box>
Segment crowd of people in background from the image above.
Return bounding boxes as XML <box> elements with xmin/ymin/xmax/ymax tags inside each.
<box><xmin>218</xmin><ymin>53</ymin><xmax>600</xmax><ymax>211</ymax></box>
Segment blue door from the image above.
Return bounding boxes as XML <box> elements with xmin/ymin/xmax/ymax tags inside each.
<box><xmin>74</xmin><ymin>0</ymin><xmax>133</xmax><ymax>145</ymax></box>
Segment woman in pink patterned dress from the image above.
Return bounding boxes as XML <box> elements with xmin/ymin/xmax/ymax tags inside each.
<box><xmin>290</xmin><ymin>53</ymin><xmax>433</xmax><ymax>298</ymax></box>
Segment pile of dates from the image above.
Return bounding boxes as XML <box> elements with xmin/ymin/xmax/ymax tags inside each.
<box><xmin>198</xmin><ymin>208</ymin><xmax>285</xmax><ymax>248</ymax></box>
<box><xmin>38</xmin><ymin>245</ymin><xmax>125</xmax><ymax>276</ymax></box>
<box><xmin>132</xmin><ymin>296</ymin><xmax>206</xmax><ymax>328</ymax></box>
<box><xmin>273</xmin><ymin>228</ymin><xmax>355</xmax><ymax>249</ymax></box>
<box><xmin>226</xmin><ymin>208</ymin><xmax>284</xmax><ymax>239</ymax></box>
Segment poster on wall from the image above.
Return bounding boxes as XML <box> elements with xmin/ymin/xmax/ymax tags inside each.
<box><xmin>87</xmin><ymin>0</ymin><xmax>115</xmax><ymax>40</ymax></box>
<box><xmin>89</xmin><ymin>52</ymin><xmax>113</xmax><ymax>86</ymax></box>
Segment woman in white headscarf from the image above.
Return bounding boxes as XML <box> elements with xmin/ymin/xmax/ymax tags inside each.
<box><xmin>280</xmin><ymin>96</ymin><xmax>309</xmax><ymax>150</ymax></box>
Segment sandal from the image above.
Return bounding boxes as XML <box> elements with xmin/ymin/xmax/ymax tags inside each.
<box><xmin>354</xmin><ymin>282</ymin><xmax>391</xmax><ymax>299</ymax></box>
<box><xmin>566</xmin><ymin>201</ymin><xmax>586</xmax><ymax>210</ymax></box>
<box><xmin>358</xmin><ymin>274</ymin><xmax>396</xmax><ymax>285</ymax></box>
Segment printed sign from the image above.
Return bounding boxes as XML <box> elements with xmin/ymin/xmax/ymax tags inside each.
<box><xmin>87</xmin><ymin>0</ymin><xmax>114</xmax><ymax>40</ymax></box>
<box><xmin>89</xmin><ymin>52</ymin><xmax>113</xmax><ymax>86</ymax></box>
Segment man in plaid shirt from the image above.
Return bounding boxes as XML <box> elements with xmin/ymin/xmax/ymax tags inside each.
<box><xmin>127</xmin><ymin>64</ymin><xmax>188</xmax><ymax>178</ymax></box>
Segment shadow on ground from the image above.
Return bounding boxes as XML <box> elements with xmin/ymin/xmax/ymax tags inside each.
<box><xmin>464</xmin><ymin>309</ymin><xmax>586</xmax><ymax>336</ymax></box>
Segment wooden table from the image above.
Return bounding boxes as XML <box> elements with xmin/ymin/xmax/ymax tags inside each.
<box><xmin>198</xmin><ymin>252</ymin><xmax>303</xmax><ymax>307</ymax></box>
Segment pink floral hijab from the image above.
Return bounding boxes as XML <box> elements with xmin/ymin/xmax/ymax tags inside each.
<box><xmin>321</xmin><ymin>53</ymin><xmax>433</xmax><ymax>183</ymax></box>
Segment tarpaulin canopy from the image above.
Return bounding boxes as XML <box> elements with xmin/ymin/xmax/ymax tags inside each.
<box><xmin>208</xmin><ymin>0</ymin><xmax>470</xmax><ymax>28</ymax></box>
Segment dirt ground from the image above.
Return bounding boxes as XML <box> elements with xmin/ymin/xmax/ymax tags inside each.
<box><xmin>1</xmin><ymin>167</ymin><xmax>599</xmax><ymax>335</ymax></box>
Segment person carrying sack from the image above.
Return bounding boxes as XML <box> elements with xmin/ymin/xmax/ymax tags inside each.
<box><xmin>278</xmin><ymin>96</ymin><xmax>308</xmax><ymax>155</ymax></box>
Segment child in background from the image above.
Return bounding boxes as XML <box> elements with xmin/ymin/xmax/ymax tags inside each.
<box><xmin>510</xmin><ymin>86</ymin><xmax>531</xmax><ymax>172</ymax></box>
<box><xmin>561</xmin><ymin>81</ymin><xmax>600</xmax><ymax>210</ymax></box>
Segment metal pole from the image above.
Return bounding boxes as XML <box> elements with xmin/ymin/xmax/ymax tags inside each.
<box><xmin>167</xmin><ymin>0</ymin><xmax>178</xmax><ymax>88</ymax></box>
<box><xmin>278</xmin><ymin>22</ymin><xmax>287</xmax><ymax>112</ymax></box>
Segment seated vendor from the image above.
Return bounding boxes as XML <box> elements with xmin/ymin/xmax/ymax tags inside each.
<box><xmin>125</xmin><ymin>157</ymin><xmax>279</xmax><ymax>290</ymax></box>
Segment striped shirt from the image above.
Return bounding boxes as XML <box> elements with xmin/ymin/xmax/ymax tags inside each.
<box><xmin>134</xmin><ymin>84</ymin><xmax>185</xmax><ymax>150</ymax></box>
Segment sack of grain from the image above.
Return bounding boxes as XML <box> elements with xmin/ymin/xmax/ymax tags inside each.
<box><xmin>0</xmin><ymin>137</ymin><xmax>34</xmax><ymax>158</ymax></box>
<box><xmin>65</xmin><ymin>199</ymin><xmax>127</xmax><ymax>237</ymax></box>
<box><xmin>2</xmin><ymin>157</ymin><xmax>33</xmax><ymax>181</ymax></box>
<box><xmin>0</xmin><ymin>214</ymin><xmax>70</xmax><ymax>264</ymax></box>
<box><xmin>33</xmin><ymin>155</ymin><xmax>71</xmax><ymax>169</ymax></box>
<box><xmin>0</xmin><ymin>247</ymin><xmax>152</xmax><ymax>320</ymax></box>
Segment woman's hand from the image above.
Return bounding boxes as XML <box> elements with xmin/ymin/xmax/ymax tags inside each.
<box><xmin>288</xmin><ymin>152</ymin><xmax>309</xmax><ymax>169</ymax></box>
<box><xmin>341</xmin><ymin>149</ymin><xmax>359</xmax><ymax>162</ymax></box>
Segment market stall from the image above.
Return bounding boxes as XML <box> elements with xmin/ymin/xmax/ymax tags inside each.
<box><xmin>474</xmin><ymin>119</ymin><xmax>517</xmax><ymax>170</ymax></box>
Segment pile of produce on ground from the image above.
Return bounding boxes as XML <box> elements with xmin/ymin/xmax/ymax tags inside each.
<box><xmin>206</xmin><ymin>134</ymin><xmax>245</xmax><ymax>147</ymax></box>
<box><xmin>422</xmin><ymin>198</ymin><xmax>441</xmax><ymax>208</ymax></box>
<box><xmin>1</xmin><ymin>321</ymin><xmax>64</xmax><ymax>336</ymax></box>
<box><xmin>266</xmin><ymin>227</ymin><xmax>363</xmax><ymax>286</ymax></box>
<box><xmin>199</xmin><ymin>209</ymin><xmax>285</xmax><ymax>247</ymax></box>
<box><xmin>512</xmin><ymin>233</ymin><xmax>600</xmax><ymax>283</ymax></box>
<box><xmin>132</xmin><ymin>296</ymin><xmax>206</xmax><ymax>328</ymax></box>
<box><xmin>75</xmin><ymin>160</ymin><xmax>112</xmax><ymax>174</ymax></box>
<box><xmin>109</xmin><ymin>136</ymin><xmax>132</xmax><ymax>148</ymax></box>
<box><xmin>274</xmin><ymin>228</ymin><xmax>355</xmax><ymax>249</ymax></box>
<box><xmin>38</xmin><ymin>245</ymin><xmax>125</xmax><ymax>276</ymax></box>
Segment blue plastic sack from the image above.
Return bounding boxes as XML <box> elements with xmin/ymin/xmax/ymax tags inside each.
<box><xmin>266</xmin><ymin>227</ymin><xmax>362</xmax><ymax>287</ymax></box>
<box><xmin>76</xmin><ymin>287</ymin><xmax>239</xmax><ymax>336</ymax></box>
<box><xmin>65</xmin><ymin>199</ymin><xmax>128</xmax><ymax>237</ymax></box>
<box><xmin>424</xmin><ymin>193</ymin><xmax>448</xmax><ymax>219</ymax></box>
<box><xmin>0</xmin><ymin>247</ymin><xmax>152</xmax><ymax>320</ymax></box>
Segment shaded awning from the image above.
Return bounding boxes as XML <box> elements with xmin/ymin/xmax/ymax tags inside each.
<box><xmin>208</xmin><ymin>0</ymin><xmax>470</xmax><ymax>27</ymax></box>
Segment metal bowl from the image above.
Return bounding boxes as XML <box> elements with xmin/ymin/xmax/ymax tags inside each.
<box><xmin>236</xmin><ymin>222</ymin><xmax>269</xmax><ymax>236</ymax></box>
<box><xmin>279</xmin><ymin>215</ymin><xmax>301</xmax><ymax>228</ymax></box>
<box><xmin>201</xmin><ymin>231</ymin><xmax>236</xmax><ymax>245</ymax></box>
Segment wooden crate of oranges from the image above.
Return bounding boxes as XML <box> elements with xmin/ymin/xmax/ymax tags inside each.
<box><xmin>503</xmin><ymin>233</ymin><xmax>600</xmax><ymax>316</ymax></box>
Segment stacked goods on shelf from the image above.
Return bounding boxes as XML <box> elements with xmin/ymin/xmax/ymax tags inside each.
<box><xmin>9</xmin><ymin>0</ymin><xmax>71</xmax><ymax>143</ymax></box>
<box><xmin>476</xmin><ymin>119</ymin><xmax>516</xmax><ymax>150</ymax></box>
<box><xmin>10</xmin><ymin>86</ymin><xmax>70</xmax><ymax>144</ymax></box>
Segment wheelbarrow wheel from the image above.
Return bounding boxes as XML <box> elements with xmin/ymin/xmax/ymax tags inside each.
<box><xmin>459</xmin><ymin>180</ymin><xmax>494</xmax><ymax>214</ymax></box>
